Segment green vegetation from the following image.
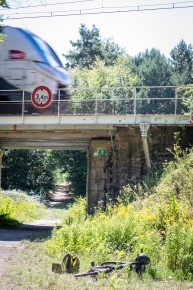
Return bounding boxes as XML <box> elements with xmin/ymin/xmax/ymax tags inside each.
<box><xmin>0</xmin><ymin>1</ymin><xmax>8</xmax><ymax>43</ymax></box>
<box><xmin>170</xmin><ymin>40</ymin><xmax>193</xmax><ymax>85</ymax></box>
<box><xmin>66</xmin><ymin>24</ymin><xmax>193</xmax><ymax>116</ymax></box>
<box><xmin>50</xmin><ymin>150</ymin><xmax>87</xmax><ymax>196</ymax></box>
<box><xmin>2</xmin><ymin>149</ymin><xmax>87</xmax><ymax>198</ymax></box>
<box><xmin>3</xmin><ymin>146</ymin><xmax>193</xmax><ymax>289</ymax></box>
<box><xmin>64</xmin><ymin>23</ymin><xmax>125</xmax><ymax>68</ymax></box>
<box><xmin>8</xmin><ymin>241</ymin><xmax>193</xmax><ymax>290</ymax></box>
<box><xmin>1</xmin><ymin>19</ymin><xmax>193</xmax><ymax>290</ymax></box>
<box><xmin>0</xmin><ymin>0</ymin><xmax>8</xmax><ymax>9</ymax></box>
<box><xmin>2</xmin><ymin>149</ymin><xmax>56</xmax><ymax>196</ymax></box>
<box><xmin>0</xmin><ymin>189</ymin><xmax>45</xmax><ymax>226</ymax></box>
<box><xmin>45</xmin><ymin>147</ymin><xmax>193</xmax><ymax>282</ymax></box>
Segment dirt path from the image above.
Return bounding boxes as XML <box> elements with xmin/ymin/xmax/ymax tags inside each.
<box><xmin>0</xmin><ymin>214</ymin><xmax>60</xmax><ymax>289</ymax></box>
<box><xmin>0</xmin><ymin>186</ymin><xmax>72</xmax><ymax>289</ymax></box>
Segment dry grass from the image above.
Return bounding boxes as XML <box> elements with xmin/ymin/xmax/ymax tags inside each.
<box><xmin>5</xmin><ymin>240</ymin><xmax>193</xmax><ymax>290</ymax></box>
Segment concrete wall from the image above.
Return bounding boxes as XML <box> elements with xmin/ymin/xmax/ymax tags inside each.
<box><xmin>87</xmin><ymin>125</ymin><xmax>193</xmax><ymax>212</ymax></box>
<box><xmin>86</xmin><ymin>140</ymin><xmax>112</xmax><ymax>212</ymax></box>
<box><xmin>115</xmin><ymin>125</ymin><xmax>193</xmax><ymax>183</ymax></box>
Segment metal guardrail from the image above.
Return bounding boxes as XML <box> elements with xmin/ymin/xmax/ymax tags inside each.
<box><xmin>0</xmin><ymin>85</ymin><xmax>192</xmax><ymax>117</ymax></box>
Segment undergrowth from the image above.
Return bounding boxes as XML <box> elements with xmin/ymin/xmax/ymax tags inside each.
<box><xmin>0</xmin><ymin>189</ymin><xmax>45</xmax><ymax>226</ymax></box>
<box><xmin>45</xmin><ymin>146</ymin><xmax>193</xmax><ymax>281</ymax></box>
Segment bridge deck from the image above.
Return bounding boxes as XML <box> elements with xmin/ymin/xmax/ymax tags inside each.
<box><xmin>0</xmin><ymin>114</ymin><xmax>191</xmax><ymax>126</ymax></box>
<box><xmin>0</xmin><ymin>114</ymin><xmax>191</xmax><ymax>149</ymax></box>
<box><xmin>0</xmin><ymin>85</ymin><xmax>192</xmax><ymax>148</ymax></box>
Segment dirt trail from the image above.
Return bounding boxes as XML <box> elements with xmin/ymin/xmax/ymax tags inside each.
<box><xmin>49</xmin><ymin>183</ymin><xmax>73</xmax><ymax>204</ymax></box>
<box><xmin>0</xmin><ymin>185</ymin><xmax>72</xmax><ymax>289</ymax></box>
<box><xmin>0</xmin><ymin>216</ymin><xmax>58</xmax><ymax>289</ymax></box>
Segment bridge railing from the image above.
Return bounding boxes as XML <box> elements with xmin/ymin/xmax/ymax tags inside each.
<box><xmin>0</xmin><ymin>85</ymin><xmax>192</xmax><ymax>116</ymax></box>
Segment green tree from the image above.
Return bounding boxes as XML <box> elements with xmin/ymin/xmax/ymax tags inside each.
<box><xmin>50</xmin><ymin>150</ymin><xmax>87</xmax><ymax>196</ymax></box>
<box><xmin>169</xmin><ymin>41</ymin><xmax>193</xmax><ymax>113</ymax></box>
<box><xmin>131</xmin><ymin>48</ymin><xmax>174</xmax><ymax>114</ymax></box>
<box><xmin>2</xmin><ymin>149</ymin><xmax>55</xmax><ymax>196</ymax></box>
<box><xmin>0</xmin><ymin>0</ymin><xmax>8</xmax><ymax>7</ymax></box>
<box><xmin>100</xmin><ymin>38</ymin><xmax>126</xmax><ymax>66</ymax></box>
<box><xmin>170</xmin><ymin>40</ymin><xmax>193</xmax><ymax>85</ymax></box>
<box><xmin>0</xmin><ymin>0</ymin><xmax>9</xmax><ymax>43</ymax></box>
<box><xmin>64</xmin><ymin>23</ymin><xmax>125</xmax><ymax>68</ymax></box>
<box><xmin>2</xmin><ymin>149</ymin><xmax>87</xmax><ymax>197</ymax></box>
<box><xmin>68</xmin><ymin>56</ymin><xmax>138</xmax><ymax>115</ymax></box>
<box><xmin>132</xmin><ymin>48</ymin><xmax>172</xmax><ymax>86</ymax></box>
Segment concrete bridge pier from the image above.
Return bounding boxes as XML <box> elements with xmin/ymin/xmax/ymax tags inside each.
<box><xmin>86</xmin><ymin>139</ymin><xmax>113</xmax><ymax>213</ymax></box>
<box><xmin>86</xmin><ymin>127</ymin><xmax>144</xmax><ymax>212</ymax></box>
<box><xmin>86</xmin><ymin>126</ymin><xmax>153</xmax><ymax>212</ymax></box>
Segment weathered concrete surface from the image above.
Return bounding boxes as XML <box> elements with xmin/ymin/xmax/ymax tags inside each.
<box><xmin>87</xmin><ymin>140</ymin><xmax>112</xmax><ymax>211</ymax></box>
<box><xmin>115</xmin><ymin>125</ymin><xmax>193</xmax><ymax>184</ymax></box>
<box><xmin>87</xmin><ymin>125</ymin><xmax>193</xmax><ymax>211</ymax></box>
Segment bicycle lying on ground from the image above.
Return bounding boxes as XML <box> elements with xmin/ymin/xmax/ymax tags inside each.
<box><xmin>74</xmin><ymin>250</ymin><xmax>150</xmax><ymax>278</ymax></box>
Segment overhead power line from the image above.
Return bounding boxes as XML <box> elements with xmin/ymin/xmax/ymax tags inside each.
<box><xmin>2</xmin><ymin>1</ymin><xmax>193</xmax><ymax>20</ymax></box>
<box><xmin>2</xmin><ymin>0</ymin><xmax>96</xmax><ymax>10</ymax></box>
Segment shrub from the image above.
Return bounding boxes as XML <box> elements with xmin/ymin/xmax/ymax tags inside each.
<box><xmin>46</xmin><ymin>148</ymin><xmax>193</xmax><ymax>280</ymax></box>
<box><xmin>0</xmin><ymin>190</ymin><xmax>45</xmax><ymax>225</ymax></box>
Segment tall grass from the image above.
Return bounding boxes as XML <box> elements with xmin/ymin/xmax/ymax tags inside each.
<box><xmin>46</xmin><ymin>147</ymin><xmax>193</xmax><ymax>281</ymax></box>
<box><xmin>0</xmin><ymin>189</ymin><xmax>45</xmax><ymax>226</ymax></box>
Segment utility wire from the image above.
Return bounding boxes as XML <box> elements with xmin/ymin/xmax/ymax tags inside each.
<box><xmin>3</xmin><ymin>0</ymin><xmax>193</xmax><ymax>11</ymax></box>
<box><xmin>2</xmin><ymin>1</ymin><xmax>193</xmax><ymax>20</ymax></box>
<box><xmin>4</xmin><ymin>0</ymin><xmax>193</xmax><ymax>10</ymax></box>
<box><xmin>2</xmin><ymin>0</ymin><xmax>96</xmax><ymax>10</ymax></box>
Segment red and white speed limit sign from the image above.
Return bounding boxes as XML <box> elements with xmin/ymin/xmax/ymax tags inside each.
<box><xmin>31</xmin><ymin>86</ymin><xmax>52</xmax><ymax>108</ymax></box>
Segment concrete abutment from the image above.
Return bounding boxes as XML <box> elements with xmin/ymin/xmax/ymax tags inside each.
<box><xmin>86</xmin><ymin>125</ymin><xmax>193</xmax><ymax>212</ymax></box>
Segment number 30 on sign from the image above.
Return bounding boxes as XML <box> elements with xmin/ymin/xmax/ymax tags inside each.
<box><xmin>31</xmin><ymin>86</ymin><xmax>52</xmax><ymax>108</ymax></box>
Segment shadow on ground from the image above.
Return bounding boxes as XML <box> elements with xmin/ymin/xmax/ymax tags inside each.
<box><xmin>0</xmin><ymin>184</ymin><xmax>75</xmax><ymax>242</ymax></box>
<box><xmin>0</xmin><ymin>223</ymin><xmax>60</xmax><ymax>242</ymax></box>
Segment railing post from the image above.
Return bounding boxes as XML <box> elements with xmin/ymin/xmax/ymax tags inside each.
<box><xmin>95</xmin><ymin>93</ymin><xmax>98</xmax><ymax>122</ymax></box>
<box><xmin>22</xmin><ymin>90</ymin><xmax>25</xmax><ymax>123</ymax></box>
<box><xmin>134</xmin><ymin>87</ymin><xmax>137</xmax><ymax>122</ymax></box>
<box><xmin>111</xmin><ymin>88</ymin><xmax>115</xmax><ymax>115</ymax></box>
<box><xmin>57</xmin><ymin>89</ymin><xmax>61</xmax><ymax>124</ymax></box>
<box><xmin>174</xmin><ymin>88</ymin><xmax>178</xmax><ymax>115</ymax></box>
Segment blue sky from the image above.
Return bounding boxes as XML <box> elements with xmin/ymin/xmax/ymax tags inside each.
<box><xmin>2</xmin><ymin>0</ymin><xmax>193</xmax><ymax>65</ymax></box>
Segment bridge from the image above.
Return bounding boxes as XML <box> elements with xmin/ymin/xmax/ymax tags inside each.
<box><xmin>0</xmin><ymin>85</ymin><xmax>193</xmax><ymax>212</ymax></box>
